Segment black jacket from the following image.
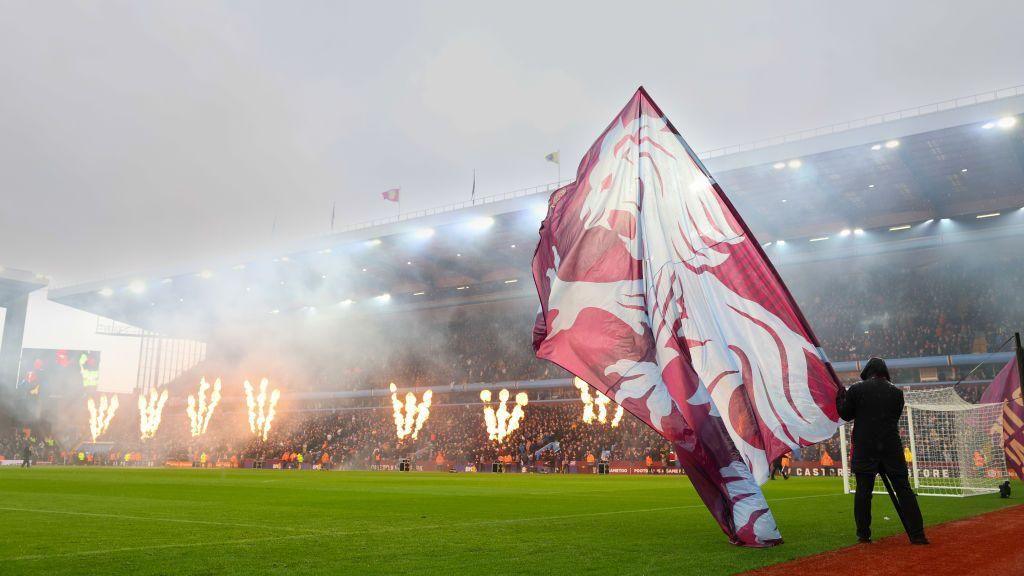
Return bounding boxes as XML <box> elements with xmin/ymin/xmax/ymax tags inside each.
<box><xmin>836</xmin><ymin>358</ymin><xmax>908</xmax><ymax>475</ymax></box>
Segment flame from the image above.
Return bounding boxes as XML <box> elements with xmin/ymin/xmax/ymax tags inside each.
<box><xmin>388</xmin><ymin>383</ymin><xmax>433</xmax><ymax>440</ymax></box>
<box><xmin>138</xmin><ymin>388</ymin><xmax>169</xmax><ymax>440</ymax></box>
<box><xmin>480</xmin><ymin>389</ymin><xmax>528</xmax><ymax>442</ymax></box>
<box><xmin>187</xmin><ymin>377</ymin><xmax>222</xmax><ymax>437</ymax></box>
<box><xmin>87</xmin><ymin>394</ymin><xmax>119</xmax><ymax>442</ymax></box>
<box><xmin>243</xmin><ymin>378</ymin><xmax>280</xmax><ymax>441</ymax></box>
<box><xmin>610</xmin><ymin>403</ymin><xmax>624</xmax><ymax>428</ymax></box>
<box><xmin>574</xmin><ymin>377</ymin><xmax>625</xmax><ymax>428</ymax></box>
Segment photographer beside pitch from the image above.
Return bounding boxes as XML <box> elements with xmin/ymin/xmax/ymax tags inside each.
<box><xmin>836</xmin><ymin>357</ymin><xmax>929</xmax><ymax>545</ymax></box>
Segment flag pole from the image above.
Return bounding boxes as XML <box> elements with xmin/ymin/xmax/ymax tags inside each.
<box><xmin>1015</xmin><ymin>332</ymin><xmax>1024</xmax><ymax>397</ymax></box>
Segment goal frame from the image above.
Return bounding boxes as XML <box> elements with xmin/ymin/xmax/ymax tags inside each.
<box><xmin>839</xmin><ymin>391</ymin><xmax>1008</xmax><ymax>498</ymax></box>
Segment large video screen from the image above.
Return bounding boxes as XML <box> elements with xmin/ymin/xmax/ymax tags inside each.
<box><xmin>18</xmin><ymin>348</ymin><xmax>102</xmax><ymax>400</ymax></box>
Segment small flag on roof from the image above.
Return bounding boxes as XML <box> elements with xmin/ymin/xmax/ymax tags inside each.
<box><xmin>381</xmin><ymin>188</ymin><xmax>400</xmax><ymax>202</ymax></box>
<box><xmin>545</xmin><ymin>151</ymin><xmax>560</xmax><ymax>165</ymax></box>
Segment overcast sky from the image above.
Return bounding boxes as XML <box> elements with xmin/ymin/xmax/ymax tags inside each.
<box><xmin>2</xmin><ymin>0</ymin><xmax>1023</xmax><ymax>285</ymax></box>
<box><xmin>2</xmin><ymin>1</ymin><xmax>1024</xmax><ymax>391</ymax></box>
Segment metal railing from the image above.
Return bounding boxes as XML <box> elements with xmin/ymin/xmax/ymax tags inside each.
<box><xmin>696</xmin><ymin>84</ymin><xmax>1024</xmax><ymax>160</ymax></box>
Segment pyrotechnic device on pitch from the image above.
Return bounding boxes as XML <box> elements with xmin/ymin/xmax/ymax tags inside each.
<box><xmin>388</xmin><ymin>383</ymin><xmax>433</xmax><ymax>440</ymax></box>
<box><xmin>243</xmin><ymin>378</ymin><xmax>280</xmax><ymax>441</ymax></box>
<box><xmin>187</xmin><ymin>377</ymin><xmax>222</xmax><ymax>437</ymax></box>
<box><xmin>480</xmin><ymin>388</ymin><xmax>528</xmax><ymax>442</ymax></box>
<box><xmin>87</xmin><ymin>394</ymin><xmax>119</xmax><ymax>442</ymax></box>
<box><xmin>573</xmin><ymin>377</ymin><xmax>624</xmax><ymax>427</ymax></box>
<box><xmin>138</xmin><ymin>388</ymin><xmax>169</xmax><ymax>440</ymax></box>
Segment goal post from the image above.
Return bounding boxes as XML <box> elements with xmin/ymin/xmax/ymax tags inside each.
<box><xmin>839</xmin><ymin>387</ymin><xmax>1008</xmax><ymax>497</ymax></box>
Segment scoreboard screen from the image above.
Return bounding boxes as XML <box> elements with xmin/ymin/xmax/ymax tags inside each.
<box><xmin>18</xmin><ymin>348</ymin><xmax>102</xmax><ymax>400</ymax></box>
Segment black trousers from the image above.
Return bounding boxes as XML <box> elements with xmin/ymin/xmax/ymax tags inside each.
<box><xmin>854</xmin><ymin>472</ymin><xmax>925</xmax><ymax>539</ymax></box>
<box><xmin>770</xmin><ymin>463</ymin><xmax>788</xmax><ymax>480</ymax></box>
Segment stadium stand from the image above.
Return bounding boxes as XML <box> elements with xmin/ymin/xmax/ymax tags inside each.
<box><xmin>13</xmin><ymin>92</ymin><xmax>1023</xmax><ymax>473</ymax></box>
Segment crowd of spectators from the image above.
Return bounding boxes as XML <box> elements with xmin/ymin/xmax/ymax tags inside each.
<box><xmin>787</xmin><ymin>256</ymin><xmax>1024</xmax><ymax>362</ymax></box>
<box><xmin>0</xmin><ymin>409</ymin><xmax>59</xmax><ymax>464</ymax></box>
<box><xmin>236</xmin><ymin>401</ymin><xmax>670</xmax><ymax>471</ymax></box>
<box><xmin>290</xmin><ymin>252</ymin><xmax>1024</xmax><ymax>395</ymax></box>
<box><xmin>5</xmin><ymin>249</ymin><xmax>1022</xmax><ymax>471</ymax></box>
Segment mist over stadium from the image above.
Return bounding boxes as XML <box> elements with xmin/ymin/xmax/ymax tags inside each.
<box><xmin>1</xmin><ymin>2</ymin><xmax>1024</xmax><ymax>574</ymax></box>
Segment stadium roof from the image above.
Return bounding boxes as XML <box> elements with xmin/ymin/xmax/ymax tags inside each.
<box><xmin>0</xmin><ymin>267</ymin><xmax>48</xmax><ymax>306</ymax></box>
<box><xmin>50</xmin><ymin>87</ymin><xmax>1024</xmax><ymax>337</ymax></box>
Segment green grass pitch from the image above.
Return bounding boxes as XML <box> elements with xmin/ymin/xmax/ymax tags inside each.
<box><xmin>0</xmin><ymin>467</ymin><xmax>1017</xmax><ymax>575</ymax></box>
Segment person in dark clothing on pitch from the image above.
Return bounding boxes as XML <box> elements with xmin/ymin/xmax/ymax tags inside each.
<box><xmin>836</xmin><ymin>357</ymin><xmax>928</xmax><ymax>545</ymax></box>
<box><xmin>770</xmin><ymin>455</ymin><xmax>788</xmax><ymax>480</ymax></box>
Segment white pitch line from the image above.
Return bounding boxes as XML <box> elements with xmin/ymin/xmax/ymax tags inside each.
<box><xmin>2</xmin><ymin>493</ymin><xmax>843</xmax><ymax>562</ymax></box>
<box><xmin>0</xmin><ymin>507</ymin><xmax>319</xmax><ymax>533</ymax></box>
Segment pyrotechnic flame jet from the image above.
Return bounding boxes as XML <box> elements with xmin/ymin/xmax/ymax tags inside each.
<box><xmin>480</xmin><ymin>389</ymin><xmax>498</xmax><ymax>439</ymax></box>
<box><xmin>243</xmin><ymin>378</ymin><xmax>280</xmax><ymax>441</ymax></box>
<box><xmin>574</xmin><ymin>377</ymin><xmax>625</xmax><ymax>428</ymax></box>
<box><xmin>138</xmin><ymin>388</ymin><xmax>169</xmax><ymax>440</ymax></box>
<box><xmin>479</xmin><ymin>389</ymin><xmax>528</xmax><ymax>442</ymax></box>
<box><xmin>388</xmin><ymin>383</ymin><xmax>433</xmax><ymax>440</ymax></box>
<box><xmin>87</xmin><ymin>394</ymin><xmax>119</xmax><ymax>442</ymax></box>
<box><xmin>187</xmin><ymin>378</ymin><xmax>222</xmax><ymax>437</ymax></box>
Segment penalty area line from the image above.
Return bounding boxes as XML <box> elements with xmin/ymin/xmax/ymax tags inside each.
<box><xmin>1</xmin><ymin>493</ymin><xmax>843</xmax><ymax>562</ymax></box>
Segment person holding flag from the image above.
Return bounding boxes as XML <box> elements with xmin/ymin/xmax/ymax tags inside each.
<box><xmin>836</xmin><ymin>357</ymin><xmax>928</xmax><ymax>545</ymax></box>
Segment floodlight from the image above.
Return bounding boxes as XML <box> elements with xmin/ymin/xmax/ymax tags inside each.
<box><xmin>469</xmin><ymin>217</ymin><xmax>495</xmax><ymax>230</ymax></box>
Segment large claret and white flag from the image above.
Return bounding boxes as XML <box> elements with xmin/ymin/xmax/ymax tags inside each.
<box><xmin>532</xmin><ymin>88</ymin><xmax>842</xmax><ymax>546</ymax></box>
<box><xmin>981</xmin><ymin>358</ymin><xmax>1024</xmax><ymax>480</ymax></box>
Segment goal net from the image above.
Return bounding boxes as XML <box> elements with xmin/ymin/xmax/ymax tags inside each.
<box><xmin>839</xmin><ymin>387</ymin><xmax>1008</xmax><ymax>497</ymax></box>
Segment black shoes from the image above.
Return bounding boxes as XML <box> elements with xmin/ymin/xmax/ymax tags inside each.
<box><xmin>857</xmin><ymin>535</ymin><xmax>928</xmax><ymax>545</ymax></box>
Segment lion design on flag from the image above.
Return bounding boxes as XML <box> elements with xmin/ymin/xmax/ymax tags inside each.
<box><xmin>534</xmin><ymin>88</ymin><xmax>841</xmax><ymax>546</ymax></box>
